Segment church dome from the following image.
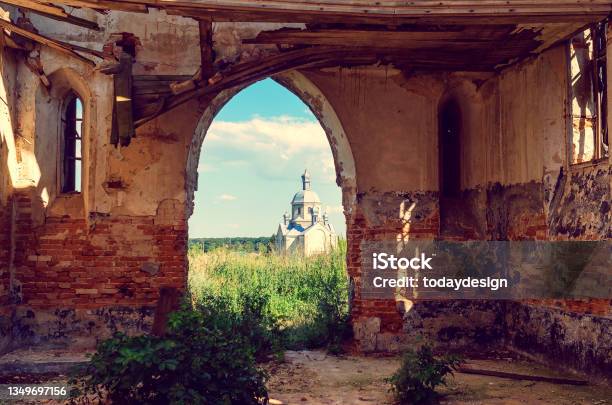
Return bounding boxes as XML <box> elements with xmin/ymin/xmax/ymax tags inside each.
<box><xmin>291</xmin><ymin>169</ymin><xmax>321</xmax><ymax>205</ymax></box>
<box><xmin>292</xmin><ymin>189</ymin><xmax>321</xmax><ymax>204</ymax></box>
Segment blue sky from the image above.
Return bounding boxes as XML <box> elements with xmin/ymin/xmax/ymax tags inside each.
<box><xmin>188</xmin><ymin>78</ymin><xmax>345</xmax><ymax>238</ymax></box>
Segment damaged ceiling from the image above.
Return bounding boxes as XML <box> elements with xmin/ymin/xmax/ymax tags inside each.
<box><xmin>1</xmin><ymin>1</ymin><xmax>608</xmax><ymax>70</ymax></box>
<box><xmin>0</xmin><ymin>0</ymin><xmax>610</xmax><ymax>125</ymax></box>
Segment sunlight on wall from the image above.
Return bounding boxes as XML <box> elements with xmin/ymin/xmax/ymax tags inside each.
<box><xmin>0</xmin><ymin>57</ymin><xmax>21</xmax><ymax>195</ymax></box>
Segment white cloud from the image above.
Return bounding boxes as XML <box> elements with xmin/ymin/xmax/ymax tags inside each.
<box><xmin>201</xmin><ymin>115</ymin><xmax>338</xmax><ymax>186</ymax></box>
<box><xmin>206</xmin><ymin>116</ymin><xmax>329</xmax><ymax>157</ymax></box>
<box><xmin>219</xmin><ymin>194</ymin><xmax>237</xmax><ymax>201</ymax></box>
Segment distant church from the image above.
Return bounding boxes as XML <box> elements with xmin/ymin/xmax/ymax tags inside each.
<box><xmin>275</xmin><ymin>170</ymin><xmax>338</xmax><ymax>256</ymax></box>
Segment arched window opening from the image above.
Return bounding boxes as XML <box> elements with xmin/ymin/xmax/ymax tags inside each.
<box><xmin>439</xmin><ymin>99</ymin><xmax>462</xmax><ymax>198</ymax></box>
<box><xmin>61</xmin><ymin>93</ymin><xmax>83</xmax><ymax>193</ymax></box>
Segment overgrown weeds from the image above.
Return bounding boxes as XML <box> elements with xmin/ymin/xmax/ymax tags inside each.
<box><xmin>188</xmin><ymin>240</ymin><xmax>350</xmax><ymax>354</ymax></box>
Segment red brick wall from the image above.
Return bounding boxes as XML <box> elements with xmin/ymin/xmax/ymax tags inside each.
<box><xmin>0</xmin><ymin>200</ymin><xmax>10</xmax><ymax>312</ymax></box>
<box><xmin>0</xmin><ymin>199</ymin><xmax>12</xmax><ymax>353</ymax></box>
<box><xmin>8</xmin><ymin>191</ymin><xmax>187</xmax><ymax>347</ymax></box>
<box><xmin>5</xmin><ymin>172</ymin><xmax>609</xmax><ymax>363</ymax></box>
<box><xmin>348</xmin><ymin>193</ymin><xmax>439</xmax><ymax>335</ymax></box>
<box><xmin>12</xmin><ymin>193</ymin><xmax>186</xmax><ymax>309</ymax></box>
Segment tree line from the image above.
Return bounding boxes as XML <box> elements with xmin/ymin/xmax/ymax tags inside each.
<box><xmin>189</xmin><ymin>236</ymin><xmax>274</xmax><ymax>253</ymax></box>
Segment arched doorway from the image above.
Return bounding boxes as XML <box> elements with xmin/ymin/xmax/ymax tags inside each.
<box><xmin>185</xmin><ymin>71</ymin><xmax>357</xmax><ymax>350</ymax></box>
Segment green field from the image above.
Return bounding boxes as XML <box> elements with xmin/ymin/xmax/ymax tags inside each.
<box><xmin>188</xmin><ymin>240</ymin><xmax>350</xmax><ymax>353</ymax></box>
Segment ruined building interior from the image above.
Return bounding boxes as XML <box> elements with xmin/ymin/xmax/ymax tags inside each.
<box><xmin>0</xmin><ymin>0</ymin><xmax>611</xmax><ymax>387</ymax></box>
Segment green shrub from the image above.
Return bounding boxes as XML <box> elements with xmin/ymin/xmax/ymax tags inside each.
<box><xmin>386</xmin><ymin>345</ymin><xmax>462</xmax><ymax>405</ymax></box>
<box><xmin>70</xmin><ymin>309</ymin><xmax>268</xmax><ymax>405</ymax></box>
<box><xmin>194</xmin><ymin>289</ymin><xmax>283</xmax><ymax>359</ymax></box>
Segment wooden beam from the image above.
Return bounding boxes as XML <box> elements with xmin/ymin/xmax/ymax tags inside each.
<box><xmin>0</xmin><ymin>0</ymin><xmax>100</xmax><ymax>30</ymax></box>
<box><xmin>59</xmin><ymin>39</ymin><xmax>106</xmax><ymax>59</ymax></box>
<box><xmin>134</xmin><ymin>44</ymin><xmax>502</xmax><ymax>126</ymax></box>
<box><xmin>198</xmin><ymin>19</ymin><xmax>214</xmax><ymax>80</ymax></box>
<box><xmin>134</xmin><ymin>74</ymin><xmax>192</xmax><ymax>81</ymax></box>
<box><xmin>0</xmin><ymin>30</ymin><xmax>30</xmax><ymax>49</ymax></box>
<box><xmin>243</xmin><ymin>28</ymin><xmax>541</xmax><ymax>49</ymax></box>
<box><xmin>140</xmin><ymin>0</ymin><xmax>612</xmax><ymax>17</ymax></box>
<box><xmin>248</xmin><ymin>39</ymin><xmax>540</xmax><ymax>52</ymax></box>
<box><xmin>33</xmin><ymin>1</ymin><xmax>611</xmax><ymax>23</ymax></box>
<box><xmin>44</xmin><ymin>0</ymin><xmax>148</xmax><ymax>13</ymax></box>
<box><xmin>0</xmin><ymin>18</ymin><xmax>96</xmax><ymax>65</ymax></box>
<box><xmin>134</xmin><ymin>46</ymin><xmax>337</xmax><ymax>125</ymax></box>
<box><xmin>1</xmin><ymin>0</ymin><xmax>69</xmax><ymax>17</ymax></box>
<box><xmin>151</xmin><ymin>287</ymin><xmax>181</xmax><ymax>336</ymax></box>
<box><xmin>165</xmin><ymin>7</ymin><xmax>607</xmax><ymax>25</ymax></box>
<box><xmin>457</xmin><ymin>367</ymin><xmax>588</xmax><ymax>386</ymax></box>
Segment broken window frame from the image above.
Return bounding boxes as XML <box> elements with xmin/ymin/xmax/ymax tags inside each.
<box><xmin>568</xmin><ymin>21</ymin><xmax>608</xmax><ymax>166</ymax></box>
<box><xmin>594</xmin><ymin>21</ymin><xmax>608</xmax><ymax>160</ymax></box>
<box><xmin>60</xmin><ymin>92</ymin><xmax>83</xmax><ymax>194</ymax></box>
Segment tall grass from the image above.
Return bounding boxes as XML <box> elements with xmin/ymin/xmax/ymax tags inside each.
<box><xmin>188</xmin><ymin>240</ymin><xmax>350</xmax><ymax>353</ymax></box>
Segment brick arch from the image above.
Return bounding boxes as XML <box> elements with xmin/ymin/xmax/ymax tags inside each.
<box><xmin>185</xmin><ymin>70</ymin><xmax>358</xmax><ymax>229</ymax></box>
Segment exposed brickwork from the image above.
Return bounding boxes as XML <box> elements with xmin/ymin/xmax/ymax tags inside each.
<box><xmin>348</xmin><ymin>192</ymin><xmax>440</xmax><ymax>349</ymax></box>
<box><xmin>348</xmin><ymin>186</ymin><xmax>554</xmax><ymax>351</ymax></box>
<box><xmin>0</xmin><ymin>199</ymin><xmax>12</xmax><ymax>353</ymax></box>
<box><xmin>7</xmin><ymin>190</ymin><xmax>187</xmax><ymax>348</ymax></box>
<box><xmin>490</xmin><ymin>174</ymin><xmax>612</xmax><ymax>378</ymax></box>
<box><xmin>0</xmin><ymin>201</ymin><xmax>10</xmax><ymax>311</ymax></box>
<box><xmin>348</xmin><ymin>179</ymin><xmax>611</xmax><ymax>378</ymax></box>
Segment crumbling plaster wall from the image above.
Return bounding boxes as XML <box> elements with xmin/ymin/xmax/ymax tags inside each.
<box><xmin>2</xmin><ymin>9</ymin><xmax>203</xmax><ymax>350</ymax></box>
<box><xmin>300</xmin><ymin>67</ymin><xmax>507</xmax><ymax>350</ymax></box>
<box><xmin>28</xmin><ymin>8</ymin><xmax>200</xmax><ymax>76</ymax></box>
<box><xmin>0</xmin><ymin>36</ymin><xmax>18</xmax><ymax>354</ymax></box>
<box><xmin>301</xmin><ymin>45</ymin><xmax>610</xmax><ymax>378</ymax></box>
<box><xmin>492</xmin><ymin>46</ymin><xmax>610</xmax><ymax>378</ymax></box>
<box><xmin>25</xmin><ymin>8</ymin><xmax>201</xmax><ymax>217</ymax></box>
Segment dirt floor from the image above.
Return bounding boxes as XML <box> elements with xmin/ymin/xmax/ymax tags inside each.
<box><xmin>0</xmin><ymin>348</ymin><xmax>610</xmax><ymax>404</ymax></box>
<box><xmin>265</xmin><ymin>350</ymin><xmax>612</xmax><ymax>405</ymax></box>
